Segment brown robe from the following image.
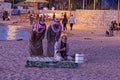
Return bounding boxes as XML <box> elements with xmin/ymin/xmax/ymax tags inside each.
<box><xmin>47</xmin><ymin>24</ymin><xmax>62</xmax><ymax>57</ymax></box>
<box><xmin>29</xmin><ymin>28</ymin><xmax>46</xmax><ymax>57</ymax></box>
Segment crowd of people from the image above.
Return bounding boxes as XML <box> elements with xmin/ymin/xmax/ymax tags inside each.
<box><xmin>29</xmin><ymin>12</ymin><xmax>75</xmax><ymax>61</ymax></box>
<box><xmin>29</xmin><ymin>12</ymin><xmax>75</xmax><ymax>31</ymax></box>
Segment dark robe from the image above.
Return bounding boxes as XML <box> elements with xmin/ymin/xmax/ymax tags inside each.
<box><xmin>47</xmin><ymin>21</ymin><xmax>62</xmax><ymax>57</ymax></box>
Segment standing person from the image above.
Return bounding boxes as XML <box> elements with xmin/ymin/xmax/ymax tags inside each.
<box><xmin>36</xmin><ymin>14</ymin><xmax>39</xmax><ymax>22</ymax></box>
<box><xmin>47</xmin><ymin>19</ymin><xmax>62</xmax><ymax>57</ymax></box>
<box><xmin>64</xmin><ymin>12</ymin><xmax>67</xmax><ymax>17</ymax></box>
<box><xmin>30</xmin><ymin>14</ymin><xmax>34</xmax><ymax>25</ymax></box>
<box><xmin>69</xmin><ymin>15</ymin><xmax>75</xmax><ymax>30</ymax></box>
<box><xmin>7</xmin><ymin>12</ymin><xmax>10</xmax><ymax>21</ymax></box>
<box><xmin>18</xmin><ymin>10</ymin><xmax>21</xmax><ymax>16</ymax></box>
<box><xmin>2</xmin><ymin>8</ymin><xmax>5</xmax><ymax>21</ymax></box>
<box><xmin>62</xmin><ymin>16</ymin><xmax>68</xmax><ymax>31</ymax></box>
<box><xmin>29</xmin><ymin>17</ymin><xmax>46</xmax><ymax>57</ymax></box>
<box><xmin>2</xmin><ymin>11</ymin><xmax>6</xmax><ymax>21</ymax></box>
<box><xmin>52</xmin><ymin>13</ymin><xmax>56</xmax><ymax>21</ymax></box>
<box><xmin>109</xmin><ymin>21</ymin><xmax>114</xmax><ymax>36</ymax></box>
<box><xmin>5</xmin><ymin>11</ymin><xmax>8</xmax><ymax>19</ymax></box>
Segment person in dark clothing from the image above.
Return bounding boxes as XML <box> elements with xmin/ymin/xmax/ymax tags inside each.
<box><xmin>47</xmin><ymin>19</ymin><xmax>62</xmax><ymax>57</ymax></box>
<box><xmin>109</xmin><ymin>21</ymin><xmax>114</xmax><ymax>36</ymax></box>
<box><xmin>2</xmin><ymin>11</ymin><xmax>6</xmax><ymax>21</ymax></box>
<box><xmin>18</xmin><ymin>10</ymin><xmax>21</xmax><ymax>16</ymax></box>
<box><xmin>30</xmin><ymin>14</ymin><xmax>34</xmax><ymax>25</ymax></box>
<box><xmin>2</xmin><ymin>11</ymin><xmax>8</xmax><ymax>21</ymax></box>
<box><xmin>64</xmin><ymin>12</ymin><xmax>67</xmax><ymax>17</ymax></box>
<box><xmin>62</xmin><ymin>16</ymin><xmax>68</xmax><ymax>31</ymax></box>
<box><xmin>53</xmin><ymin>13</ymin><xmax>56</xmax><ymax>21</ymax></box>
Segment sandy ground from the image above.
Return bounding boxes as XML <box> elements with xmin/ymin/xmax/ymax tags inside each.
<box><xmin>0</xmin><ymin>15</ymin><xmax>120</xmax><ymax>80</ymax></box>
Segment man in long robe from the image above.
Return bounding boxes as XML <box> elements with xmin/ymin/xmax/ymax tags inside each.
<box><xmin>47</xmin><ymin>20</ymin><xmax>62</xmax><ymax>57</ymax></box>
<box><xmin>29</xmin><ymin>18</ymin><xmax>46</xmax><ymax>56</ymax></box>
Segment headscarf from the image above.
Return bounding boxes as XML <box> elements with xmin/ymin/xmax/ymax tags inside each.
<box><xmin>51</xmin><ymin>20</ymin><xmax>62</xmax><ymax>33</ymax></box>
<box><xmin>33</xmin><ymin>21</ymin><xmax>46</xmax><ymax>33</ymax></box>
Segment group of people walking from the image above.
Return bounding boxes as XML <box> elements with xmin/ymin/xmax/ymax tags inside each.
<box><xmin>29</xmin><ymin>16</ymin><xmax>74</xmax><ymax>61</ymax></box>
<box><xmin>62</xmin><ymin>13</ymin><xmax>75</xmax><ymax>31</ymax></box>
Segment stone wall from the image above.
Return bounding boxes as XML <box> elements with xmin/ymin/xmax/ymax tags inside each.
<box><xmin>75</xmin><ymin>10</ymin><xmax>118</xmax><ymax>28</ymax></box>
<box><xmin>51</xmin><ymin>10</ymin><xmax>118</xmax><ymax>28</ymax></box>
<box><xmin>53</xmin><ymin>10</ymin><xmax>75</xmax><ymax>17</ymax></box>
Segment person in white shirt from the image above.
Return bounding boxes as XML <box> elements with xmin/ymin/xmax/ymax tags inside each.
<box><xmin>69</xmin><ymin>15</ymin><xmax>75</xmax><ymax>30</ymax></box>
<box><xmin>54</xmin><ymin>35</ymin><xmax>73</xmax><ymax>61</ymax></box>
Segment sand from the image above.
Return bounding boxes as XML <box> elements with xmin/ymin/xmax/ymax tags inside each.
<box><xmin>0</xmin><ymin>15</ymin><xmax>120</xmax><ymax>80</ymax></box>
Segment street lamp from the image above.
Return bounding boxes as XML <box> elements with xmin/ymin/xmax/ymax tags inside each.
<box><xmin>83</xmin><ymin>0</ymin><xmax>84</xmax><ymax>9</ymax></box>
<box><xmin>69</xmin><ymin>0</ymin><xmax>71</xmax><ymax>15</ymax></box>
<box><xmin>94</xmin><ymin>0</ymin><xmax>96</xmax><ymax>10</ymax></box>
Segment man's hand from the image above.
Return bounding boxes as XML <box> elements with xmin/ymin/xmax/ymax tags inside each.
<box><xmin>56</xmin><ymin>47</ymin><xmax>66</xmax><ymax>53</ymax></box>
<box><xmin>61</xmin><ymin>47</ymin><xmax>66</xmax><ymax>51</ymax></box>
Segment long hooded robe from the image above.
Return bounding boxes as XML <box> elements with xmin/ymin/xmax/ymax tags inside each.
<box><xmin>47</xmin><ymin>20</ymin><xmax>62</xmax><ymax>57</ymax></box>
<box><xmin>29</xmin><ymin>21</ymin><xmax>46</xmax><ymax>56</ymax></box>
